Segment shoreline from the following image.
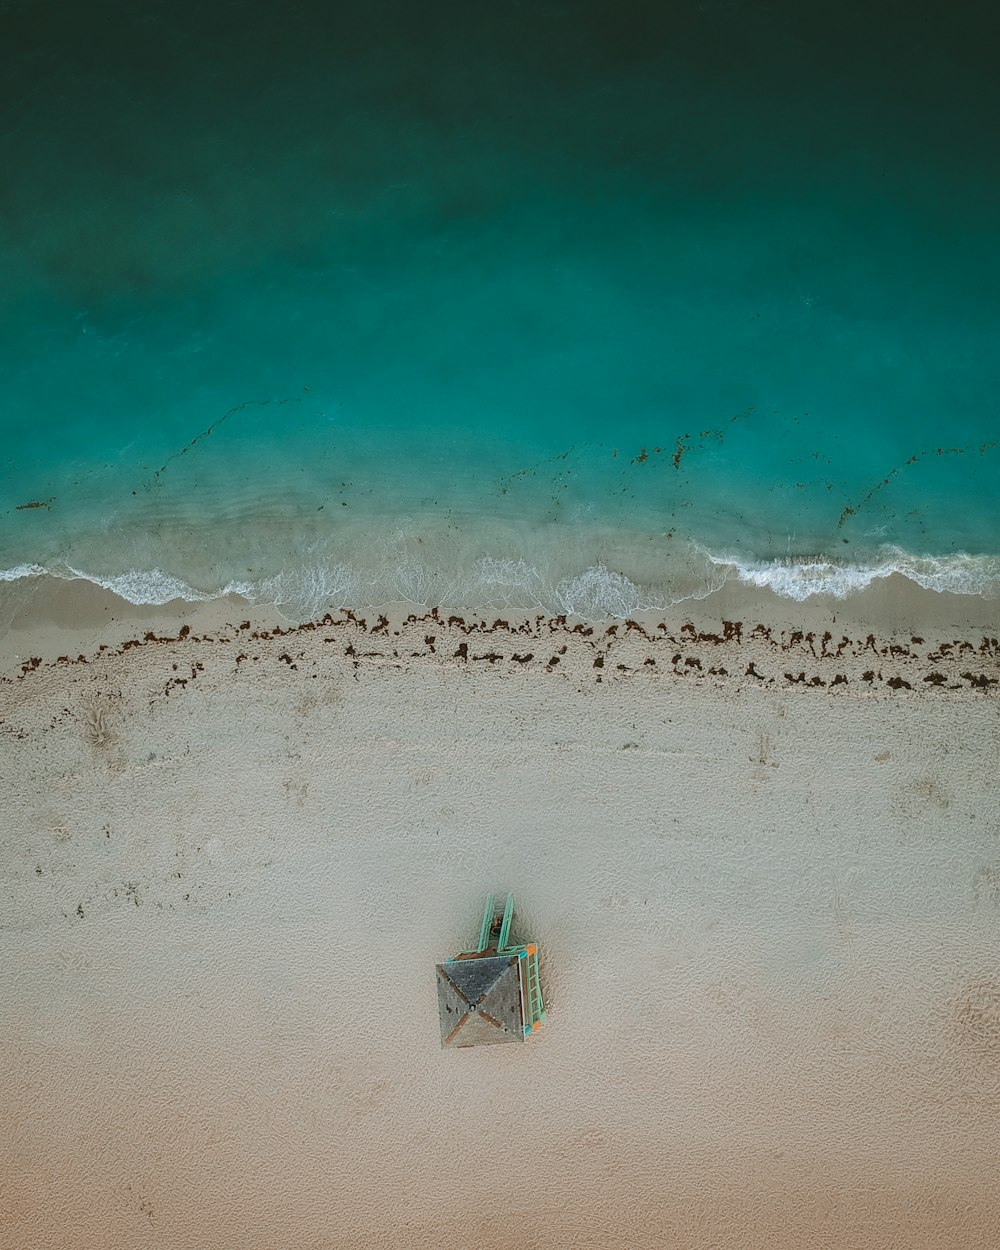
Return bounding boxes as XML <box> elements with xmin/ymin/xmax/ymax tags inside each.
<box><xmin>4</xmin><ymin>526</ymin><xmax>1000</xmax><ymax>633</ymax></box>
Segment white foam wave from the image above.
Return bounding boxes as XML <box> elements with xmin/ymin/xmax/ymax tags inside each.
<box><xmin>1</xmin><ymin>562</ymin><xmax>255</xmax><ymax>607</ymax></box>
<box><xmin>252</xmin><ymin>563</ymin><xmax>360</xmax><ymax>620</ymax></box>
<box><xmin>468</xmin><ymin>556</ymin><xmax>546</xmax><ymax>606</ymax></box>
<box><xmin>891</xmin><ymin>550</ymin><xmax>1000</xmax><ymax>597</ymax></box>
<box><xmin>554</xmin><ymin>565</ymin><xmax>642</xmax><ymax>618</ymax></box>
<box><xmin>61</xmin><ymin>564</ymin><xmax>229</xmax><ymax>605</ymax></box>
<box><xmin>0</xmin><ymin>562</ymin><xmax>47</xmax><ymax>582</ymax></box>
<box><xmin>1</xmin><ymin>543</ymin><xmax>998</xmax><ymax>621</ymax></box>
<box><xmin>711</xmin><ymin>548</ymin><xmax>1000</xmax><ymax>601</ymax></box>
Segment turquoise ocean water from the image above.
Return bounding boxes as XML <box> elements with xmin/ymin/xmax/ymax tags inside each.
<box><xmin>2</xmin><ymin>0</ymin><xmax>998</xmax><ymax>620</ymax></box>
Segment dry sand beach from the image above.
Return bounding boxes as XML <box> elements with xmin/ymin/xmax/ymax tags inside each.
<box><xmin>2</xmin><ymin>579</ymin><xmax>999</xmax><ymax>1249</ymax></box>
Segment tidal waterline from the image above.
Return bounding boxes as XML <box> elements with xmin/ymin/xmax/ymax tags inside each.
<box><xmin>2</xmin><ymin>0</ymin><xmax>998</xmax><ymax>618</ymax></box>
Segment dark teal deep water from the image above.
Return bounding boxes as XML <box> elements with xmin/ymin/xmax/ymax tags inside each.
<box><xmin>2</xmin><ymin>0</ymin><xmax>999</xmax><ymax>617</ymax></box>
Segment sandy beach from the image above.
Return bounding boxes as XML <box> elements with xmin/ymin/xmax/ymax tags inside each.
<box><xmin>2</xmin><ymin>578</ymin><xmax>999</xmax><ymax>1249</ymax></box>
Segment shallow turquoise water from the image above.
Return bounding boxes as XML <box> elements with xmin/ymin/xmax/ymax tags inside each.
<box><xmin>2</xmin><ymin>1</ymin><xmax>998</xmax><ymax>618</ymax></box>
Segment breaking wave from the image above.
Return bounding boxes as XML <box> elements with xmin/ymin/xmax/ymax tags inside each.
<box><xmin>2</xmin><ymin>543</ymin><xmax>999</xmax><ymax>624</ymax></box>
<box><xmin>714</xmin><ymin>548</ymin><xmax>1000</xmax><ymax>602</ymax></box>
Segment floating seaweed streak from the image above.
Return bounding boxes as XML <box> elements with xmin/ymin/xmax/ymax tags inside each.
<box><xmin>625</xmin><ymin>406</ymin><xmax>755</xmax><ymax>471</ymax></box>
<box><xmin>838</xmin><ymin>441</ymin><xmax>998</xmax><ymax>528</ymax></box>
<box><xmin>496</xmin><ymin>442</ymin><xmax>592</xmax><ymax>496</ymax></box>
<box><xmin>673</xmin><ymin>405</ymin><xmax>755</xmax><ymax>470</ymax></box>
<box><xmin>143</xmin><ymin>397</ymin><xmax>303</xmax><ymax>488</ymax></box>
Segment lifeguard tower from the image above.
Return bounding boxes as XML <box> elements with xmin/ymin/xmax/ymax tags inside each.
<box><xmin>436</xmin><ymin>893</ymin><xmax>546</xmax><ymax>1048</ymax></box>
